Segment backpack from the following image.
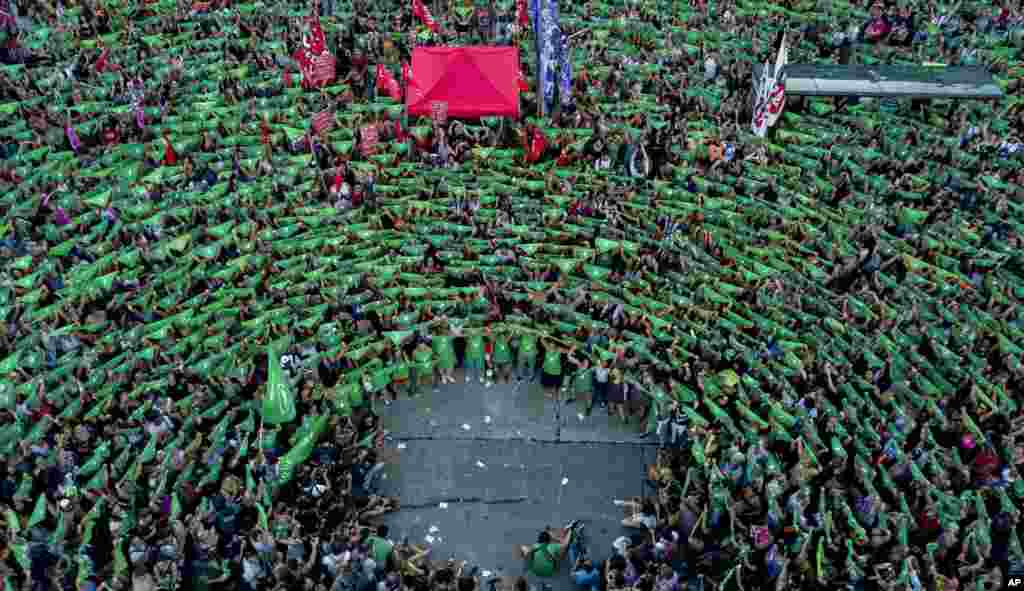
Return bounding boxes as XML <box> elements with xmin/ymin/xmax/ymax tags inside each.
<box><xmin>529</xmin><ymin>544</ymin><xmax>557</xmax><ymax>567</ymax></box>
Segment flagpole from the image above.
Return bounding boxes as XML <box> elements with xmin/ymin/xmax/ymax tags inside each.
<box><xmin>535</xmin><ymin>0</ymin><xmax>544</xmax><ymax>119</ymax></box>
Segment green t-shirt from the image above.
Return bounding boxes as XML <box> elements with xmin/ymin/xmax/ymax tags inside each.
<box><xmin>367</xmin><ymin>535</ymin><xmax>393</xmax><ymax>565</ymax></box>
<box><xmin>493</xmin><ymin>336</ymin><xmax>512</xmax><ymax>364</ymax></box>
<box><xmin>527</xmin><ymin>543</ymin><xmax>562</xmax><ymax>577</ymax></box>
<box><xmin>466</xmin><ymin>334</ymin><xmax>485</xmax><ymax>362</ymax></box>
<box><xmin>414</xmin><ymin>346</ymin><xmax>434</xmax><ymax>372</ymax></box>
<box><xmin>519</xmin><ymin>334</ymin><xmax>537</xmax><ymax>358</ymax></box>
<box><xmin>543</xmin><ymin>349</ymin><xmax>561</xmax><ymax>375</ymax></box>
<box><xmin>433</xmin><ymin>335</ymin><xmax>455</xmax><ymax>369</ymax></box>
<box><xmin>372</xmin><ymin>367</ymin><xmax>391</xmax><ymax>389</ymax></box>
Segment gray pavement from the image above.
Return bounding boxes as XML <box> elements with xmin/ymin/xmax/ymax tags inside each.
<box><xmin>373</xmin><ymin>375</ymin><xmax>658</xmax><ymax>591</ymax></box>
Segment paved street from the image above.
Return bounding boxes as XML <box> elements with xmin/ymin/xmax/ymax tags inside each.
<box><xmin>374</xmin><ymin>378</ymin><xmax>658</xmax><ymax>591</ymax></box>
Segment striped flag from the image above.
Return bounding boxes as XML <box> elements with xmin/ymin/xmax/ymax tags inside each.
<box><xmin>312</xmin><ymin>110</ymin><xmax>334</xmax><ymax>135</ymax></box>
<box><xmin>312</xmin><ymin>53</ymin><xmax>336</xmax><ymax>86</ymax></box>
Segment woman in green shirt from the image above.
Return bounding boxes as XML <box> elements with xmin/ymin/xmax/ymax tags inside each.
<box><xmin>541</xmin><ymin>338</ymin><xmax>566</xmax><ymax>400</ymax></box>
<box><xmin>464</xmin><ymin>330</ymin><xmax>486</xmax><ymax>385</ymax></box>
<box><xmin>392</xmin><ymin>351</ymin><xmax>411</xmax><ymax>400</ymax></box>
<box><xmin>433</xmin><ymin>331</ymin><xmax>456</xmax><ymax>385</ymax></box>
<box><xmin>516</xmin><ymin>331</ymin><xmax>538</xmax><ymax>387</ymax></box>
<box><xmin>414</xmin><ymin>340</ymin><xmax>436</xmax><ymax>393</ymax></box>
<box><xmin>568</xmin><ymin>349</ymin><xmax>594</xmax><ymax>412</ymax></box>
<box><xmin>491</xmin><ymin>327</ymin><xmax>513</xmax><ymax>384</ymax></box>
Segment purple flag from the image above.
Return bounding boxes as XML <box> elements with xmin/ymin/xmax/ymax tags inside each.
<box><xmin>66</xmin><ymin>126</ymin><xmax>81</xmax><ymax>154</ymax></box>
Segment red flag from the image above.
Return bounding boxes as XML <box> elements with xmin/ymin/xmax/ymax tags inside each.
<box><xmin>303</xmin><ymin>12</ymin><xmax>327</xmax><ymax>55</ymax></box>
<box><xmin>312</xmin><ymin>110</ymin><xmax>335</xmax><ymax>135</ymax></box>
<box><xmin>516</xmin><ymin>0</ymin><xmax>529</xmax><ymax>27</ymax></box>
<box><xmin>525</xmin><ymin>127</ymin><xmax>546</xmax><ymax>163</ymax></box>
<box><xmin>293</xmin><ymin>10</ymin><xmax>334</xmax><ymax>88</ymax></box>
<box><xmin>412</xmin><ymin>0</ymin><xmax>439</xmax><ymax>33</ymax></box>
<box><xmin>282</xmin><ymin>68</ymin><xmax>292</xmax><ymax>88</ymax></box>
<box><xmin>517</xmin><ymin>68</ymin><xmax>529</xmax><ymax>92</ymax></box>
<box><xmin>376</xmin><ymin>64</ymin><xmax>401</xmax><ymax>101</ymax></box>
<box><xmin>95</xmin><ymin>47</ymin><xmax>109</xmax><ymax>72</ymax></box>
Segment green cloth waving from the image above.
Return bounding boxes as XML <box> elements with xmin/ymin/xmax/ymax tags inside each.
<box><xmin>261</xmin><ymin>341</ymin><xmax>296</xmax><ymax>425</ymax></box>
<box><xmin>543</xmin><ymin>348</ymin><xmax>562</xmax><ymax>376</ymax></box>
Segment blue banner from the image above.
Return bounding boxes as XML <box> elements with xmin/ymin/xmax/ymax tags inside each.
<box><xmin>534</xmin><ymin>0</ymin><xmax>555</xmax><ymax>113</ymax></box>
<box><xmin>550</xmin><ymin>0</ymin><xmax>572</xmax><ymax>110</ymax></box>
<box><xmin>531</xmin><ymin>0</ymin><xmax>572</xmax><ymax>115</ymax></box>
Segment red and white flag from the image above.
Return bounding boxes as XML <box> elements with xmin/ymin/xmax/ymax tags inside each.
<box><xmin>303</xmin><ymin>12</ymin><xmax>327</xmax><ymax>55</ymax></box>
<box><xmin>312</xmin><ymin>110</ymin><xmax>335</xmax><ymax>135</ymax></box>
<box><xmin>752</xmin><ymin>33</ymin><xmax>788</xmax><ymax>138</ymax></box>
<box><xmin>293</xmin><ymin>9</ymin><xmax>335</xmax><ymax>88</ymax></box>
<box><xmin>412</xmin><ymin>0</ymin><xmax>440</xmax><ymax>33</ymax></box>
<box><xmin>376</xmin><ymin>64</ymin><xmax>402</xmax><ymax>101</ymax></box>
<box><xmin>312</xmin><ymin>53</ymin><xmax>336</xmax><ymax>86</ymax></box>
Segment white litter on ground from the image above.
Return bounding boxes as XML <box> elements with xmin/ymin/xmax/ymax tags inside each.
<box><xmin>484</xmin><ymin>415</ymin><xmax>492</xmax><ymax>424</ymax></box>
<box><xmin>561</xmin><ymin>477</ymin><xmax>569</xmax><ymax>485</ymax></box>
<box><xmin>476</xmin><ymin>460</ymin><xmax>487</xmax><ymax>468</ymax></box>
<box><xmin>482</xmin><ymin>571</ymin><xmax>493</xmax><ymax>578</ymax></box>
<box><xmin>439</xmin><ymin>502</ymin><xmax>449</xmax><ymax>509</ymax></box>
<box><xmin>429</xmin><ymin>525</ymin><xmax>440</xmax><ymax>533</ymax></box>
<box><xmin>577</xmin><ymin>413</ymin><xmax>585</xmax><ymax>421</ymax></box>
<box><xmin>461</xmin><ymin>423</ymin><xmax>471</xmax><ymax>431</ymax></box>
<box><xmin>397</xmin><ymin>442</ymin><xmax>407</xmax><ymax>449</ymax></box>
<box><xmin>425</xmin><ymin>535</ymin><xmax>435</xmax><ymax>544</ymax></box>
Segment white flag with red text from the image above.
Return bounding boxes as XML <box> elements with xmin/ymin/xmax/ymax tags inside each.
<box><xmin>752</xmin><ymin>34</ymin><xmax>788</xmax><ymax>138</ymax></box>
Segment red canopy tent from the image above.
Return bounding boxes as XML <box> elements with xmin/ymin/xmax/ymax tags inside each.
<box><xmin>406</xmin><ymin>46</ymin><xmax>520</xmax><ymax>120</ymax></box>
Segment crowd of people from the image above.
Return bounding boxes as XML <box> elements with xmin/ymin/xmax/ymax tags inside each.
<box><xmin>1</xmin><ymin>0</ymin><xmax>1023</xmax><ymax>589</ymax></box>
